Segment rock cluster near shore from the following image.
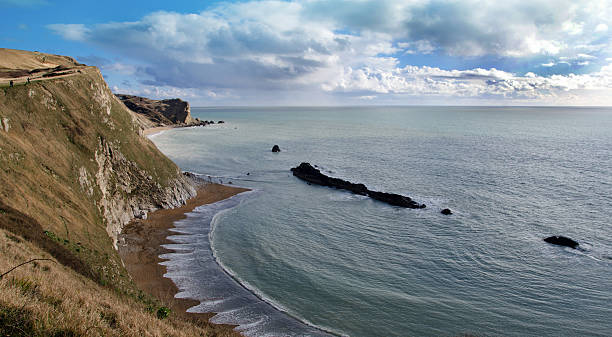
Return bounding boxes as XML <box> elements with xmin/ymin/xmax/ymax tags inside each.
<box><xmin>291</xmin><ymin>162</ymin><xmax>426</xmax><ymax>209</ymax></box>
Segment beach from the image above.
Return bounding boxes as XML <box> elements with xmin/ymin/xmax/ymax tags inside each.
<box><xmin>117</xmin><ymin>183</ymin><xmax>249</xmax><ymax>336</ymax></box>
<box><xmin>143</xmin><ymin>125</ymin><xmax>179</xmax><ymax>136</ymax></box>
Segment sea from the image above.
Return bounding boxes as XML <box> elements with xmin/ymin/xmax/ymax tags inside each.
<box><xmin>151</xmin><ymin>106</ymin><xmax>612</xmax><ymax>337</ymax></box>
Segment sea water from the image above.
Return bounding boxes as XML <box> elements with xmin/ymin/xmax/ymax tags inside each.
<box><xmin>153</xmin><ymin>106</ymin><xmax>612</xmax><ymax>337</ymax></box>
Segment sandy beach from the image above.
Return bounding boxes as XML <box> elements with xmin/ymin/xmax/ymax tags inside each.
<box><xmin>143</xmin><ymin>125</ymin><xmax>178</xmax><ymax>136</ymax></box>
<box><xmin>118</xmin><ymin>183</ymin><xmax>250</xmax><ymax>336</ymax></box>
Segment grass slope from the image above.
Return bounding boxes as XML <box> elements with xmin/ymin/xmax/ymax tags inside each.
<box><xmin>0</xmin><ymin>50</ymin><xmax>239</xmax><ymax>336</ymax></box>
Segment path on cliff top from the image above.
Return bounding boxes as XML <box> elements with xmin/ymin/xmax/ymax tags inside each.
<box><xmin>0</xmin><ymin>48</ymin><xmax>92</xmax><ymax>87</ymax></box>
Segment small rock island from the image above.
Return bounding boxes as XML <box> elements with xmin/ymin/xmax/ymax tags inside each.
<box><xmin>543</xmin><ymin>236</ymin><xmax>580</xmax><ymax>249</ymax></box>
<box><xmin>291</xmin><ymin>162</ymin><xmax>426</xmax><ymax>209</ymax></box>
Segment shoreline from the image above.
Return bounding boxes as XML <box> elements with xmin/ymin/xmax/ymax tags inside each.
<box><xmin>118</xmin><ymin>183</ymin><xmax>249</xmax><ymax>336</ymax></box>
<box><xmin>143</xmin><ymin>125</ymin><xmax>178</xmax><ymax>136</ymax></box>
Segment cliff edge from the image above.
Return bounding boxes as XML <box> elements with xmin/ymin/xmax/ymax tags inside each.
<box><xmin>115</xmin><ymin>94</ymin><xmax>194</xmax><ymax>129</ymax></box>
<box><xmin>0</xmin><ymin>49</ymin><xmax>235</xmax><ymax>336</ymax></box>
<box><xmin>0</xmin><ymin>50</ymin><xmax>196</xmax><ymax>248</ymax></box>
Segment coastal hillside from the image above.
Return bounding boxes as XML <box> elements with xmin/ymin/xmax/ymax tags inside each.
<box><xmin>115</xmin><ymin>94</ymin><xmax>194</xmax><ymax>128</ymax></box>
<box><xmin>0</xmin><ymin>49</ymin><xmax>235</xmax><ymax>336</ymax></box>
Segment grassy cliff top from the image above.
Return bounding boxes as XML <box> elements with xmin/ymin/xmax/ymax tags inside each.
<box><xmin>0</xmin><ymin>48</ymin><xmax>82</xmax><ymax>70</ymax></box>
<box><xmin>0</xmin><ymin>48</ymin><xmax>239</xmax><ymax>336</ymax></box>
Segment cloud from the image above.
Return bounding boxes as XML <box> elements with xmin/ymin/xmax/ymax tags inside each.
<box><xmin>595</xmin><ymin>23</ymin><xmax>608</xmax><ymax>32</ymax></box>
<box><xmin>321</xmin><ymin>61</ymin><xmax>612</xmax><ymax>104</ymax></box>
<box><xmin>47</xmin><ymin>0</ymin><xmax>612</xmax><ymax>104</ymax></box>
<box><xmin>47</xmin><ymin>24</ymin><xmax>90</xmax><ymax>40</ymax></box>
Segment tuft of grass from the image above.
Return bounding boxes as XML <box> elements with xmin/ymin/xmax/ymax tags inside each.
<box><xmin>156</xmin><ymin>306</ymin><xmax>171</xmax><ymax>320</ymax></box>
<box><xmin>8</xmin><ymin>277</ymin><xmax>39</xmax><ymax>296</ymax></box>
<box><xmin>100</xmin><ymin>310</ymin><xmax>119</xmax><ymax>329</ymax></box>
<box><xmin>0</xmin><ymin>304</ymin><xmax>36</xmax><ymax>337</ymax></box>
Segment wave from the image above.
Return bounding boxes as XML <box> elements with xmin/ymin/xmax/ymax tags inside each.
<box><xmin>160</xmin><ymin>191</ymin><xmax>342</xmax><ymax>337</ymax></box>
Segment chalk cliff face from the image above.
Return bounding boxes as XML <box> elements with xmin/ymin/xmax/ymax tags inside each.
<box><xmin>0</xmin><ymin>49</ymin><xmax>196</xmax><ymax>250</ymax></box>
<box><xmin>115</xmin><ymin>94</ymin><xmax>194</xmax><ymax>128</ymax></box>
<box><xmin>93</xmin><ymin>136</ymin><xmax>196</xmax><ymax>247</ymax></box>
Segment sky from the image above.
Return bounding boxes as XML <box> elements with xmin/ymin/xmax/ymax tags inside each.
<box><xmin>1</xmin><ymin>0</ymin><xmax>612</xmax><ymax>106</ymax></box>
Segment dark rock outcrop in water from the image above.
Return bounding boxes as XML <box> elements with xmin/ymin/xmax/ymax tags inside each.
<box><xmin>272</xmin><ymin>145</ymin><xmax>281</xmax><ymax>152</ymax></box>
<box><xmin>290</xmin><ymin>162</ymin><xmax>426</xmax><ymax>209</ymax></box>
<box><xmin>544</xmin><ymin>236</ymin><xmax>580</xmax><ymax>249</ymax></box>
<box><xmin>441</xmin><ymin>208</ymin><xmax>452</xmax><ymax>215</ymax></box>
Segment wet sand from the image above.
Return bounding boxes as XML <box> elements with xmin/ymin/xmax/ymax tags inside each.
<box><xmin>118</xmin><ymin>183</ymin><xmax>250</xmax><ymax>336</ymax></box>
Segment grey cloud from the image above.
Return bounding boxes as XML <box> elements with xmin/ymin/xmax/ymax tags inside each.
<box><xmin>303</xmin><ymin>0</ymin><xmax>398</xmax><ymax>32</ymax></box>
<box><xmin>139</xmin><ymin>57</ymin><xmax>320</xmax><ymax>90</ymax></box>
<box><xmin>47</xmin><ymin>0</ymin><xmax>612</xmax><ymax>104</ymax></box>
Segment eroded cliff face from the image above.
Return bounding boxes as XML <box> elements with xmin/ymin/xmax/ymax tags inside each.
<box><xmin>115</xmin><ymin>94</ymin><xmax>194</xmax><ymax>128</ymax></box>
<box><xmin>0</xmin><ymin>49</ymin><xmax>236</xmax><ymax>337</ymax></box>
<box><xmin>0</xmin><ymin>49</ymin><xmax>197</xmax><ymax>251</ymax></box>
<box><xmin>91</xmin><ymin>137</ymin><xmax>196</xmax><ymax>247</ymax></box>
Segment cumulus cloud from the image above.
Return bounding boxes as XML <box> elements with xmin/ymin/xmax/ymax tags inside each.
<box><xmin>595</xmin><ymin>23</ymin><xmax>609</xmax><ymax>32</ymax></box>
<box><xmin>323</xmin><ymin>61</ymin><xmax>612</xmax><ymax>104</ymax></box>
<box><xmin>47</xmin><ymin>0</ymin><xmax>612</xmax><ymax>104</ymax></box>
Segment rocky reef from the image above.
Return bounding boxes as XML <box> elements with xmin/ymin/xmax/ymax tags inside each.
<box><xmin>544</xmin><ymin>236</ymin><xmax>580</xmax><ymax>249</ymax></box>
<box><xmin>291</xmin><ymin>162</ymin><xmax>426</xmax><ymax>209</ymax></box>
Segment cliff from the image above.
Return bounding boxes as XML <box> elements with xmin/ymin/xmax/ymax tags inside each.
<box><xmin>0</xmin><ymin>53</ymin><xmax>197</xmax><ymax>248</ymax></box>
<box><xmin>115</xmin><ymin>94</ymin><xmax>194</xmax><ymax>128</ymax></box>
<box><xmin>0</xmin><ymin>49</ymin><xmax>234</xmax><ymax>336</ymax></box>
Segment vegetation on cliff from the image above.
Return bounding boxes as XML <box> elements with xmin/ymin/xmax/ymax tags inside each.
<box><xmin>0</xmin><ymin>49</ymin><xmax>237</xmax><ymax>336</ymax></box>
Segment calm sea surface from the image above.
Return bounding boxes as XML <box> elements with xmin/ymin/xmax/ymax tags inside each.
<box><xmin>153</xmin><ymin>106</ymin><xmax>612</xmax><ymax>337</ymax></box>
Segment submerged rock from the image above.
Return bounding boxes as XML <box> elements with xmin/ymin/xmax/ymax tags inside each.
<box><xmin>544</xmin><ymin>236</ymin><xmax>579</xmax><ymax>249</ymax></box>
<box><xmin>291</xmin><ymin>162</ymin><xmax>425</xmax><ymax>209</ymax></box>
<box><xmin>441</xmin><ymin>208</ymin><xmax>452</xmax><ymax>215</ymax></box>
<box><xmin>272</xmin><ymin>145</ymin><xmax>281</xmax><ymax>152</ymax></box>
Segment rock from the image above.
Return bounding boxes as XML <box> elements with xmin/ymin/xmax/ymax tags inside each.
<box><xmin>272</xmin><ymin>145</ymin><xmax>281</xmax><ymax>152</ymax></box>
<box><xmin>544</xmin><ymin>236</ymin><xmax>579</xmax><ymax>249</ymax></box>
<box><xmin>1</xmin><ymin>118</ymin><xmax>9</xmax><ymax>132</ymax></box>
<box><xmin>115</xmin><ymin>94</ymin><xmax>194</xmax><ymax>125</ymax></box>
<box><xmin>291</xmin><ymin>162</ymin><xmax>425</xmax><ymax>209</ymax></box>
<box><xmin>136</xmin><ymin>210</ymin><xmax>147</xmax><ymax>220</ymax></box>
<box><xmin>218</xmin><ymin>120</ymin><xmax>225</xmax><ymax>124</ymax></box>
<box><xmin>441</xmin><ymin>208</ymin><xmax>452</xmax><ymax>215</ymax></box>
<box><xmin>367</xmin><ymin>190</ymin><xmax>425</xmax><ymax>208</ymax></box>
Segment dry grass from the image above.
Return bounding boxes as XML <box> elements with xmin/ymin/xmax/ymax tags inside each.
<box><xmin>0</xmin><ymin>228</ymin><xmax>223</xmax><ymax>337</ymax></box>
<box><xmin>0</xmin><ymin>49</ymin><xmax>241</xmax><ymax>336</ymax></box>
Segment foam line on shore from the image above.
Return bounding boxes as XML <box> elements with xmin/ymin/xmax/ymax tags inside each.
<box><xmin>160</xmin><ymin>191</ymin><xmax>343</xmax><ymax>337</ymax></box>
